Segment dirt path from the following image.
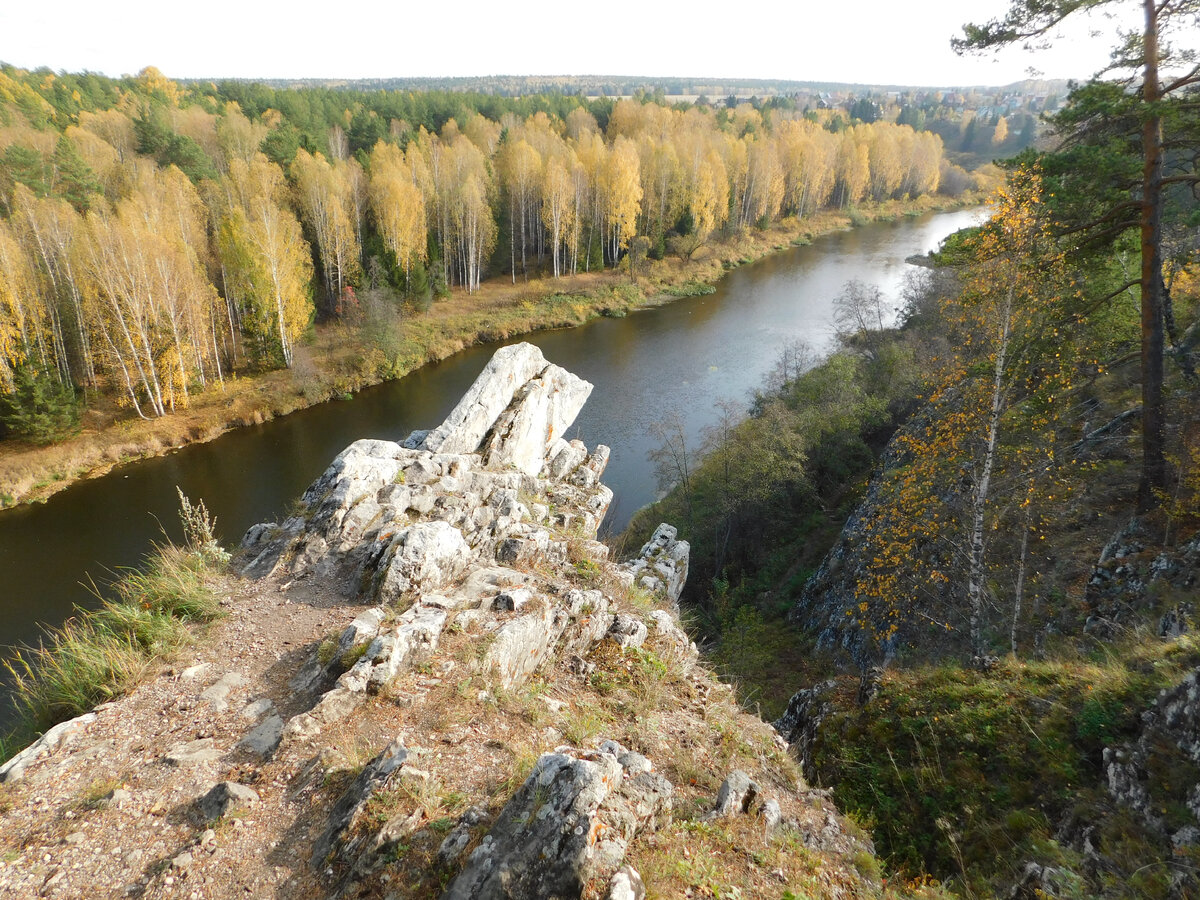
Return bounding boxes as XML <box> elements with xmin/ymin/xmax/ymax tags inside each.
<box><xmin>0</xmin><ymin>570</ymin><xmax>372</xmax><ymax>899</ymax></box>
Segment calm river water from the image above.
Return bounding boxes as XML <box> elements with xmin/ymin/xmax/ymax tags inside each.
<box><xmin>0</xmin><ymin>208</ymin><xmax>984</xmax><ymax>688</ymax></box>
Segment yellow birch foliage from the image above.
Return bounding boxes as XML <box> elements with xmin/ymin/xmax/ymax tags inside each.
<box><xmin>368</xmin><ymin>140</ymin><xmax>427</xmax><ymax>278</ymax></box>
<box><xmin>850</xmin><ymin>168</ymin><xmax>1086</xmax><ymax>653</ymax></box>
<box><xmin>291</xmin><ymin>148</ymin><xmax>362</xmax><ymax>306</ymax></box>
<box><xmin>603</xmin><ymin>136</ymin><xmax>641</xmax><ymax>253</ymax></box>
<box><xmin>0</xmin><ymin>219</ymin><xmax>47</xmax><ymax>391</ymax></box>
<box><xmin>218</xmin><ymin>154</ymin><xmax>314</xmax><ymax>368</ymax></box>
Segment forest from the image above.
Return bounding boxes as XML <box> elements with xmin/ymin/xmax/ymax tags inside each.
<box><xmin>0</xmin><ymin>64</ymin><xmax>960</xmax><ymax>443</ymax></box>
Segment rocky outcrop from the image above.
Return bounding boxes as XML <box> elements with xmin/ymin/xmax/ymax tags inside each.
<box><xmin>442</xmin><ymin>742</ymin><xmax>670</xmax><ymax>900</ymax></box>
<box><xmin>1104</xmin><ymin>663</ymin><xmax>1200</xmax><ymax>845</ymax></box>
<box><xmin>237</xmin><ymin>344</ymin><xmax>696</xmax><ymax>892</ymax></box>
<box><xmin>617</xmin><ymin>523</ymin><xmax>690</xmax><ymax>606</ymax></box>
<box><xmin>236</xmin><ymin>343</ymin><xmax>626</xmax><ymax>743</ymax></box>
<box><xmin>0</xmin><ymin>343</ymin><xmax>885</xmax><ymax>900</ymax></box>
<box><xmin>773</xmin><ymin>680</ymin><xmax>837</xmax><ymax>775</ymax></box>
<box><xmin>1083</xmin><ymin>524</ymin><xmax>1199</xmax><ymax>640</ymax></box>
<box><xmin>312</xmin><ymin>738</ymin><xmax>409</xmax><ymax>869</ymax></box>
<box><xmin>196</xmin><ymin>781</ymin><xmax>260</xmax><ymax>823</ymax></box>
<box><xmin>784</xmin><ymin>429</ymin><xmax>913</xmax><ymax>668</ymax></box>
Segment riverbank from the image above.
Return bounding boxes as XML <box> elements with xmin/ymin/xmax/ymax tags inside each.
<box><xmin>0</xmin><ymin>194</ymin><xmax>982</xmax><ymax>511</ymax></box>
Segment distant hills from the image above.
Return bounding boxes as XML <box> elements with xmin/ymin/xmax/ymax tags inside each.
<box><xmin>195</xmin><ymin>74</ymin><xmax>1071</xmax><ymax>99</ymax></box>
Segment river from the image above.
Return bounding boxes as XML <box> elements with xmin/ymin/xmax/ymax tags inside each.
<box><xmin>0</xmin><ymin>207</ymin><xmax>983</xmax><ymax>689</ymax></box>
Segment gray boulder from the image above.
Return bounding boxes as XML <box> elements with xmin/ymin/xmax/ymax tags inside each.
<box><xmin>373</xmin><ymin>521</ymin><xmax>471</xmax><ymax>604</ymax></box>
<box><xmin>708</xmin><ymin>770</ymin><xmax>760</xmax><ymax>819</ymax></box>
<box><xmin>442</xmin><ymin>744</ymin><xmax>670</xmax><ymax>900</ymax></box>
<box><xmin>236</xmin><ymin>714</ymin><xmax>284</xmax><ymax>757</ymax></box>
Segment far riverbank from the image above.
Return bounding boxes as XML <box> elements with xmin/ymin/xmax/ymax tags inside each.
<box><xmin>0</xmin><ymin>194</ymin><xmax>982</xmax><ymax>511</ymax></box>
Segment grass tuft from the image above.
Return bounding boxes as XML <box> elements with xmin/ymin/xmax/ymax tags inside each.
<box><xmin>2</xmin><ymin>492</ymin><xmax>227</xmax><ymax>757</ymax></box>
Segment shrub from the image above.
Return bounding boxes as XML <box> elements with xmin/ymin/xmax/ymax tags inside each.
<box><xmin>0</xmin><ymin>366</ymin><xmax>81</xmax><ymax>445</ymax></box>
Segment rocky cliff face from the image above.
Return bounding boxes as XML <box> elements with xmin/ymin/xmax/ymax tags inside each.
<box><xmin>0</xmin><ymin>344</ymin><xmax>878</xmax><ymax>900</ymax></box>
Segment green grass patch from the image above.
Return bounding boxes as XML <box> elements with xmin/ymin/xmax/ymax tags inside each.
<box><xmin>662</xmin><ymin>281</ymin><xmax>717</xmax><ymax>298</ymax></box>
<box><xmin>810</xmin><ymin>638</ymin><xmax>1200</xmax><ymax>896</ymax></box>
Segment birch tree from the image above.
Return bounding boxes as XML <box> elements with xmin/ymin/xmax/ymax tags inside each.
<box><xmin>368</xmin><ymin>140</ymin><xmax>427</xmax><ymax>282</ymax></box>
<box><xmin>292</xmin><ymin>148</ymin><xmax>361</xmax><ymax>313</ymax></box>
<box><xmin>218</xmin><ymin>154</ymin><xmax>313</xmax><ymax>367</ymax></box>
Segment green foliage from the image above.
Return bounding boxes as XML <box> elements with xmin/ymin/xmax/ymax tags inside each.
<box><xmin>4</xmin><ymin>617</ymin><xmax>149</xmax><ymax>734</ymax></box>
<box><xmin>51</xmin><ymin>135</ymin><xmax>101</xmax><ymax>212</ymax></box>
<box><xmin>0</xmin><ymin>365</ymin><xmax>81</xmax><ymax>444</ymax></box>
<box><xmin>812</xmin><ymin>642</ymin><xmax>1200</xmax><ymax>896</ymax></box>
<box><xmin>1</xmin><ymin>497</ymin><xmax>227</xmax><ymax>750</ymax></box>
<box><xmin>260</xmin><ymin>122</ymin><xmax>307</xmax><ymax>167</ymax></box>
<box><xmin>134</xmin><ymin>104</ymin><xmax>217</xmax><ymax>183</ymax></box>
<box><xmin>111</xmin><ymin>544</ymin><xmax>224</xmax><ymax>622</ymax></box>
<box><xmin>928</xmin><ymin>227</ymin><xmax>982</xmax><ymax>267</ymax></box>
<box><xmin>0</xmin><ymin>144</ymin><xmax>50</xmax><ymax>202</ymax></box>
<box><xmin>662</xmin><ymin>281</ymin><xmax>716</xmax><ymax>298</ymax></box>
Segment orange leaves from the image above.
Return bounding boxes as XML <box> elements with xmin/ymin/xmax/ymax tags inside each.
<box><xmin>847</xmin><ymin>166</ymin><xmax>1095</xmax><ymax>654</ymax></box>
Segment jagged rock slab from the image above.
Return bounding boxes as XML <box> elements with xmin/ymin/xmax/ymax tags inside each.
<box><xmin>441</xmin><ymin>742</ymin><xmax>670</xmax><ymax>900</ymax></box>
<box><xmin>481</xmin><ymin>362</ymin><xmax>594</xmax><ymax>476</ymax></box>
<box><xmin>1105</xmin><ymin>663</ymin><xmax>1200</xmax><ymax>838</ymax></box>
<box><xmin>483</xmin><ymin>588</ymin><xmax>611</xmax><ymax>691</ymax></box>
<box><xmin>608</xmin><ymin>614</ymin><xmax>648</xmax><ymax>650</ymax></box>
<box><xmin>200</xmin><ymin>672</ymin><xmax>246</xmax><ymax>712</ymax></box>
<box><xmin>165</xmin><ymin>738</ymin><xmax>223</xmax><ymax>767</ymax></box>
<box><xmin>0</xmin><ymin>712</ymin><xmax>96</xmax><ymax>783</ymax></box>
<box><xmin>647</xmin><ymin>610</ymin><xmax>695</xmax><ymax>656</ymax></box>
<box><xmin>707</xmin><ymin>770</ymin><xmax>760</xmax><ymax>819</ymax></box>
<box><xmin>618</xmin><ymin>523</ymin><xmax>690</xmax><ymax>605</ymax></box>
<box><xmin>773</xmin><ymin>680</ymin><xmax>837</xmax><ymax>774</ymax></box>
<box><xmin>236</xmin><ymin>714</ymin><xmax>284</xmax><ymax>757</ymax></box>
<box><xmin>418</xmin><ymin>343</ymin><xmax>553</xmax><ymax>455</ymax></box>
<box><xmin>239</xmin><ymin>346</ymin><xmax>610</xmax><ymax>604</ymax></box>
<box><xmin>371</xmin><ymin>521</ymin><xmax>471</xmax><ymax>604</ymax></box>
<box><xmin>312</xmin><ymin>739</ymin><xmax>408</xmax><ymax>870</ymax></box>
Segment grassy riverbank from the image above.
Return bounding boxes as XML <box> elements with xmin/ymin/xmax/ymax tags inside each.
<box><xmin>1</xmin><ymin>494</ymin><xmax>229</xmax><ymax>756</ymax></box>
<box><xmin>0</xmin><ymin>194</ymin><xmax>980</xmax><ymax>511</ymax></box>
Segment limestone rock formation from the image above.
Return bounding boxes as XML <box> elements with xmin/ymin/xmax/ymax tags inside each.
<box><xmin>617</xmin><ymin>523</ymin><xmax>690</xmax><ymax>606</ymax></box>
<box><xmin>442</xmin><ymin>743</ymin><xmax>670</xmax><ymax>900</ymax></box>
<box><xmin>0</xmin><ymin>343</ymin><xmax>883</xmax><ymax>900</ymax></box>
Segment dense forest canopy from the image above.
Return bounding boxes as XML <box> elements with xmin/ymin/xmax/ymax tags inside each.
<box><xmin>0</xmin><ymin>63</ymin><xmax>968</xmax><ymax>440</ymax></box>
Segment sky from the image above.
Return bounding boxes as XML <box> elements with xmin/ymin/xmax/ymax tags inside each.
<box><xmin>0</xmin><ymin>0</ymin><xmax>1151</xmax><ymax>87</ymax></box>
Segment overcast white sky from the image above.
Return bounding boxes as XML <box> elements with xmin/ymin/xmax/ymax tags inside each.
<box><xmin>0</xmin><ymin>0</ymin><xmax>1148</xmax><ymax>87</ymax></box>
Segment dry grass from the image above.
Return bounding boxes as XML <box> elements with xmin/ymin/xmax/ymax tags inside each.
<box><xmin>2</xmin><ymin>499</ymin><xmax>227</xmax><ymax>748</ymax></box>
